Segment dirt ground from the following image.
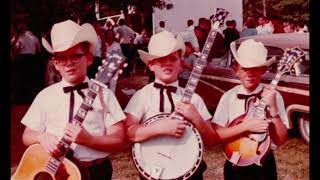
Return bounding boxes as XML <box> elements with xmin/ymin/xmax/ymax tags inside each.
<box><xmin>10</xmin><ymin>72</ymin><xmax>309</xmax><ymax>179</ymax></box>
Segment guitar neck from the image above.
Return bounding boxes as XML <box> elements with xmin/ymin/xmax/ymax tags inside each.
<box><xmin>47</xmin><ymin>81</ymin><xmax>104</xmax><ymax>174</ymax></box>
<box><xmin>181</xmin><ymin>29</ymin><xmax>218</xmax><ymax>103</ymax></box>
<box><xmin>250</xmin><ymin>72</ymin><xmax>282</xmax><ymax>118</ymax></box>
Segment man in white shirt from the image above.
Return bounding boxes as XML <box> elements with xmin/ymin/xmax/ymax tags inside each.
<box><xmin>21</xmin><ymin>19</ymin><xmax>126</xmax><ymax>180</ymax></box>
<box><xmin>178</xmin><ymin>19</ymin><xmax>200</xmax><ymax>52</ymax></box>
<box><xmin>115</xmin><ymin>18</ymin><xmax>136</xmax><ymax>77</ymax></box>
<box><xmin>212</xmin><ymin>39</ymin><xmax>288</xmax><ymax>180</ymax></box>
<box><xmin>256</xmin><ymin>16</ymin><xmax>274</xmax><ymax>35</ymax></box>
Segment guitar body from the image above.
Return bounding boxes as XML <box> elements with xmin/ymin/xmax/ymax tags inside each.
<box><xmin>224</xmin><ymin>98</ymin><xmax>271</xmax><ymax>167</ymax></box>
<box><xmin>11</xmin><ymin>144</ymin><xmax>81</xmax><ymax>180</ymax></box>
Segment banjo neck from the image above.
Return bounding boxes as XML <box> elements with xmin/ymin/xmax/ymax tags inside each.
<box><xmin>181</xmin><ymin>29</ymin><xmax>218</xmax><ymax>104</ymax></box>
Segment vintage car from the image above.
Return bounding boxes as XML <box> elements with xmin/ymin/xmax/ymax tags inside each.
<box><xmin>196</xmin><ymin>33</ymin><xmax>309</xmax><ymax>144</ymax></box>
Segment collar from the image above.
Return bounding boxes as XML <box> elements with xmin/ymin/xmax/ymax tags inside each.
<box><xmin>237</xmin><ymin>84</ymin><xmax>263</xmax><ymax>95</ymax></box>
<box><xmin>153</xmin><ymin>79</ymin><xmax>179</xmax><ymax>88</ymax></box>
<box><xmin>60</xmin><ymin>77</ymin><xmax>90</xmax><ymax>87</ymax></box>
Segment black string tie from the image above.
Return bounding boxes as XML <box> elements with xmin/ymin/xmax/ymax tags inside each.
<box><xmin>237</xmin><ymin>90</ymin><xmax>263</xmax><ymax>111</ymax></box>
<box><xmin>63</xmin><ymin>82</ymin><xmax>88</xmax><ymax>122</ymax></box>
<box><xmin>153</xmin><ymin>82</ymin><xmax>177</xmax><ymax>113</ymax></box>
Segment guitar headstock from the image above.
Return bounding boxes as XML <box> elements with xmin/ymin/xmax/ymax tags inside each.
<box><xmin>210</xmin><ymin>8</ymin><xmax>229</xmax><ymax>30</ymax></box>
<box><xmin>95</xmin><ymin>49</ymin><xmax>127</xmax><ymax>84</ymax></box>
<box><xmin>277</xmin><ymin>47</ymin><xmax>305</xmax><ymax>75</ymax></box>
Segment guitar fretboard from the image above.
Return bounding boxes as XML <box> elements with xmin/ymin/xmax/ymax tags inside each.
<box><xmin>46</xmin><ymin>81</ymin><xmax>103</xmax><ymax>174</ymax></box>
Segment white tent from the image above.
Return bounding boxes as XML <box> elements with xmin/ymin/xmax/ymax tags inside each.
<box><xmin>152</xmin><ymin>0</ymin><xmax>243</xmax><ymax>35</ymax></box>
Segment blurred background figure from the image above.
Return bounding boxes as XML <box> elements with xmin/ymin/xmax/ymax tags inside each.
<box><xmin>87</xmin><ymin>21</ymin><xmax>106</xmax><ymax>79</ymax></box>
<box><xmin>178</xmin><ymin>19</ymin><xmax>200</xmax><ymax>52</ymax></box>
<box><xmin>223</xmin><ymin>20</ymin><xmax>239</xmax><ymax>49</ymax></box>
<box><xmin>256</xmin><ymin>16</ymin><xmax>274</xmax><ymax>35</ymax></box>
<box><xmin>104</xmin><ymin>29</ymin><xmax>124</xmax><ymax>93</ymax></box>
<box><xmin>240</xmin><ymin>16</ymin><xmax>257</xmax><ymax>38</ymax></box>
<box><xmin>295</xmin><ymin>21</ymin><xmax>309</xmax><ymax>33</ymax></box>
<box><xmin>155</xmin><ymin>20</ymin><xmax>166</xmax><ymax>34</ymax></box>
<box><xmin>11</xmin><ymin>23</ymin><xmax>42</xmax><ymax>104</ymax></box>
<box><xmin>115</xmin><ymin>18</ymin><xmax>136</xmax><ymax>77</ymax></box>
<box><xmin>270</xmin><ymin>15</ymin><xmax>284</xmax><ymax>34</ymax></box>
<box><xmin>283</xmin><ymin>20</ymin><xmax>296</xmax><ymax>33</ymax></box>
<box><xmin>179</xmin><ymin>42</ymin><xmax>197</xmax><ymax>87</ymax></box>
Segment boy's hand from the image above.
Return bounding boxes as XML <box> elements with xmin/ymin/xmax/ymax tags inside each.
<box><xmin>242</xmin><ymin>118</ymin><xmax>272</xmax><ymax>133</ymax></box>
<box><xmin>38</xmin><ymin>132</ymin><xmax>62</xmax><ymax>157</ymax></box>
<box><xmin>175</xmin><ymin>101</ymin><xmax>202</xmax><ymax>124</ymax></box>
<box><xmin>64</xmin><ymin>123</ymin><xmax>91</xmax><ymax>145</ymax></box>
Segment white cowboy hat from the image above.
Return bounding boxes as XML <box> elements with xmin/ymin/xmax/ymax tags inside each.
<box><xmin>138</xmin><ymin>30</ymin><xmax>185</xmax><ymax>64</ymax></box>
<box><xmin>42</xmin><ymin>19</ymin><xmax>98</xmax><ymax>54</ymax></box>
<box><xmin>230</xmin><ymin>39</ymin><xmax>276</xmax><ymax>68</ymax></box>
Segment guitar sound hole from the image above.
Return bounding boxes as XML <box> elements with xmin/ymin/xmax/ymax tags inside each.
<box><xmin>34</xmin><ymin>171</ymin><xmax>54</xmax><ymax>180</ymax></box>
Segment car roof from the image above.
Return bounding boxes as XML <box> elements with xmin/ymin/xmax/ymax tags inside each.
<box><xmin>235</xmin><ymin>33</ymin><xmax>309</xmax><ymax>50</ymax></box>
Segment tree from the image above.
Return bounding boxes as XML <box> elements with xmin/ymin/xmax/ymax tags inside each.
<box><xmin>243</xmin><ymin>0</ymin><xmax>309</xmax><ymax>24</ymax></box>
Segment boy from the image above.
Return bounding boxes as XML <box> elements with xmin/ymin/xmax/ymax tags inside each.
<box><xmin>212</xmin><ymin>39</ymin><xmax>289</xmax><ymax>180</ymax></box>
<box><xmin>21</xmin><ymin>19</ymin><xmax>126</xmax><ymax>180</ymax></box>
<box><xmin>125</xmin><ymin>31</ymin><xmax>218</xmax><ymax>179</ymax></box>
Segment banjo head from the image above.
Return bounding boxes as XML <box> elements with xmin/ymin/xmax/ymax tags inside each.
<box><xmin>132</xmin><ymin>113</ymin><xmax>203</xmax><ymax>179</ymax></box>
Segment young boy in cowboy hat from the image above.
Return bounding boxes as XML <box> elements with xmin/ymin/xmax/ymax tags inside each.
<box><xmin>20</xmin><ymin>19</ymin><xmax>126</xmax><ymax>180</ymax></box>
<box><xmin>212</xmin><ymin>39</ymin><xmax>289</xmax><ymax>180</ymax></box>
<box><xmin>124</xmin><ymin>30</ymin><xmax>218</xmax><ymax>179</ymax></box>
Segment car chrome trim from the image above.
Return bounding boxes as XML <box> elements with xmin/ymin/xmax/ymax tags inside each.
<box><xmin>201</xmin><ymin>75</ymin><xmax>309</xmax><ymax>96</ymax></box>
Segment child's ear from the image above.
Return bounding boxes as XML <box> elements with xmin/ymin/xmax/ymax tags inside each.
<box><xmin>86</xmin><ymin>53</ymin><xmax>94</xmax><ymax>66</ymax></box>
<box><xmin>52</xmin><ymin>59</ymin><xmax>60</xmax><ymax>72</ymax></box>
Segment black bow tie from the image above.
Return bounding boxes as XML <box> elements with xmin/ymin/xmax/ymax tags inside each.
<box><xmin>153</xmin><ymin>82</ymin><xmax>177</xmax><ymax>113</ymax></box>
<box><xmin>63</xmin><ymin>82</ymin><xmax>89</xmax><ymax>122</ymax></box>
<box><xmin>237</xmin><ymin>90</ymin><xmax>263</xmax><ymax>110</ymax></box>
<box><xmin>237</xmin><ymin>92</ymin><xmax>262</xmax><ymax>100</ymax></box>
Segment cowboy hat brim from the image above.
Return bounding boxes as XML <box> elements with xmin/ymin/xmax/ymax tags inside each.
<box><xmin>138</xmin><ymin>33</ymin><xmax>186</xmax><ymax>64</ymax></box>
<box><xmin>42</xmin><ymin>23</ymin><xmax>97</xmax><ymax>54</ymax></box>
<box><xmin>230</xmin><ymin>41</ymin><xmax>276</xmax><ymax>68</ymax></box>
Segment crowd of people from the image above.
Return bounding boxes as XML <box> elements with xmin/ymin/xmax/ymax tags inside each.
<box><xmin>11</xmin><ymin>11</ymin><xmax>306</xmax><ymax>180</ymax></box>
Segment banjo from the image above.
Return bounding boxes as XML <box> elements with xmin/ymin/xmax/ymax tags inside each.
<box><xmin>131</xmin><ymin>8</ymin><xmax>229</xmax><ymax>180</ymax></box>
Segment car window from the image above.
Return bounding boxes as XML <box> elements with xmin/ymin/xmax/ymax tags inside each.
<box><xmin>208</xmin><ymin>51</ymin><xmax>230</xmax><ymax>67</ymax></box>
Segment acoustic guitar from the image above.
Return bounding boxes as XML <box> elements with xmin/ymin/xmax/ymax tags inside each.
<box><xmin>131</xmin><ymin>8</ymin><xmax>229</xmax><ymax>180</ymax></box>
<box><xmin>11</xmin><ymin>50</ymin><xmax>127</xmax><ymax>180</ymax></box>
<box><xmin>224</xmin><ymin>47</ymin><xmax>305</xmax><ymax>166</ymax></box>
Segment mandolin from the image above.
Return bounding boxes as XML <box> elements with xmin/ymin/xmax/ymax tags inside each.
<box><xmin>224</xmin><ymin>47</ymin><xmax>305</xmax><ymax>166</ymax></box>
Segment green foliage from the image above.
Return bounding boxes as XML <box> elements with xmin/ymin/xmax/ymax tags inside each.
<box><xmin>243</xmin><ymin>0</ymin><xmax>309</xmax><ymax>23</ymax></box>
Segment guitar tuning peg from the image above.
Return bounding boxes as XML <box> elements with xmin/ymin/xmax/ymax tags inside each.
<box><xmin>98</xmin><ymin>66</ymin><xmax>104</xmax><ymax>71</ymax></box>
<box><xmin>123</xmin><ymin>63</ymin><xmax>128</xmax><ymax>68</ymax></box>
<box><xmin>118</xmin><ymin>70</ymin><xmax>123</xmax><ymax>74</ymax></box>
<box><xmin>102</xmin><ymin>59</ymin><xmax>106</xmax><ymax>64</ymax></box>
<box><xmin>112</xmin><ymin>76</ymin><xmax>118</xmax><ymax>81</ymax></box>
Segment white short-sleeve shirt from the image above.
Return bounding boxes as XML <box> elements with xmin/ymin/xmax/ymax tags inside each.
<box><xmin>21</xmin><ymin>77</ymin><xmax>126</xmax><ymax>161</ymax></box>
<box><xmin>125</xmin><ymin>80</ymin><xmax>212</xmax><ymax>123</ymax></box>
<box><xmin>212</xmin><ymin>84</ymin><xmax>289</xmax><ymax>149</ymax></box>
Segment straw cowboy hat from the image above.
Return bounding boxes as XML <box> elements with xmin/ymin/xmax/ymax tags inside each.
<box><xmin>42</xmin><ymin>19</ymin><xmax>98</xmax><ymax>54</ymax></box>
<box><xmin>138</xmin><ymin>30</ymin><xmax>186</xmax><ymax>64</ymax></box>
<box><xmin>230</xmin><ymin>39</ymin><xmax>276</xmax><ymax>68</ymax></box>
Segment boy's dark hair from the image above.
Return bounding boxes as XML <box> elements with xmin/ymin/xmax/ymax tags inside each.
<box><xmin>118</xmin><ymin>19</ymin><xmax>126</xmax><ymax>26</ymax></box>
<box><xmin>159</xmin><ymin>21</ymin><xmax>165</xmax><ymax>27</ymax></box>
<box><xmin>187</xmin><ymin>19</ymin><xmax>193</xmax><ymax>27</ymax></box>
